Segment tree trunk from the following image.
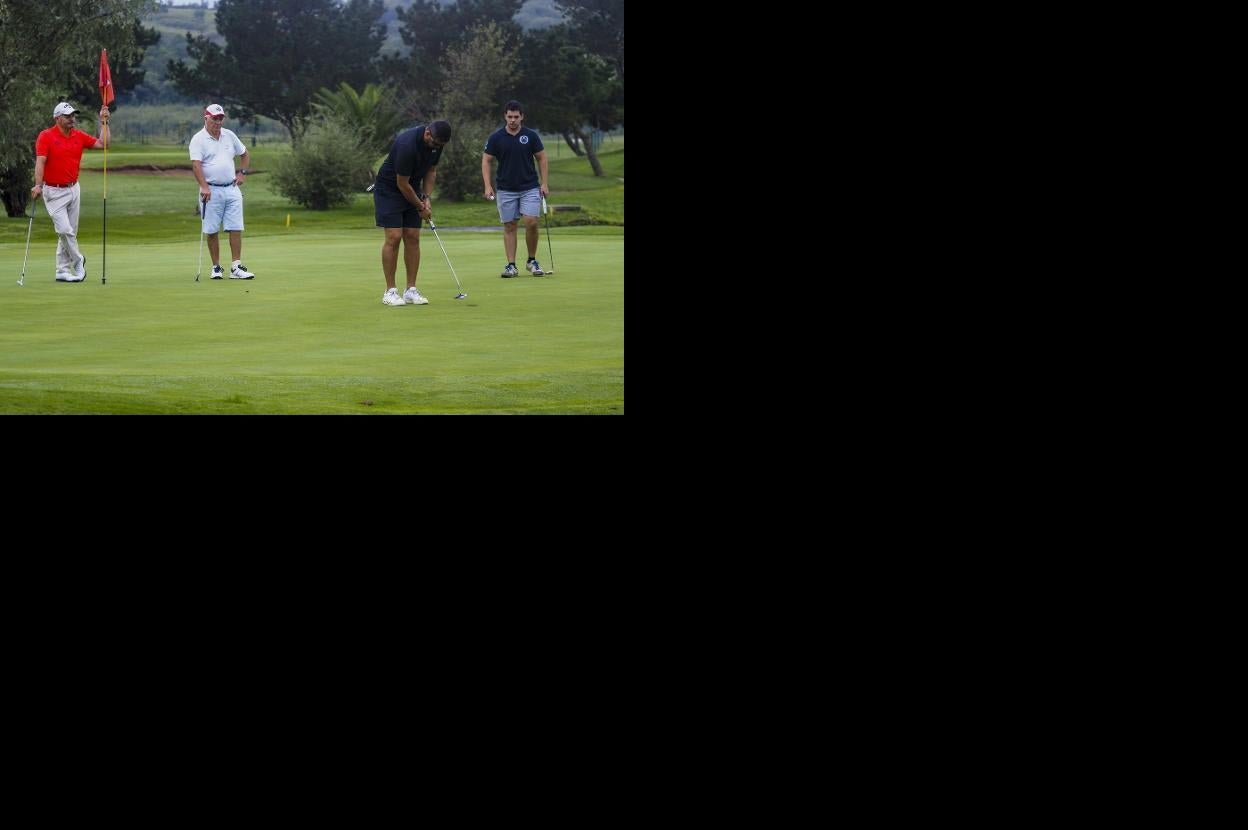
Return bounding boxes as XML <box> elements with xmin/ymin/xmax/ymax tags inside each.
<box><xmin>561</xmin><ymin>131</ymin><xmax>584</xmax><ymax>157</ymax></box>
<box><xmin>571</xmin><ymin>126</ymin><xmax>604</xmax><ymax>177</ymax></box>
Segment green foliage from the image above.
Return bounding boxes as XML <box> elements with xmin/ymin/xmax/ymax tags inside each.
<box><xmin>0</xmin><ymin>0</ymin><xmax>157</xmax><ymax>215</ymax></box>
<box><xmin>553</xmin><ymin>0</ymin><xmax>624</xmax><ymax>78</ymax></box>
<box><xmin>382</xmin><ymin>0</ymin><xmax>523</xmax><ymax>119</ymax></box>
<box><xmin>167</xmin><ymin>0</ymin><xmax>387</xmax><ymax>141</ymax></box>
<box><xmin>268</xmin><ymin>125</ymin><xmax>371</xmax><ymax>210</ymax></box>
<box><xmin>312</xmin><ymin>82</ymin><xmax>408</xmax><ymax>160</ymax></box>
<box><xmin>515</xmin><ymin>24</ymin><xmax>621</xmax><ymax>175</ymax></box>
<box><xmin>435</xmin><ymin>22</ymin><xmax>520</xmax><ymax>201</ymax></box>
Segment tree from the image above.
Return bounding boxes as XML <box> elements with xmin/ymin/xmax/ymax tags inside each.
<box><xmin>168</xmin><ymin>0</ymin><xmax>387</xmax><ymax>142</ymax></box>
<box><xmin>380</xmin><ymin>0</ymin><xmax>522</xmax><ymax>120</ymax></box>
<box><xmin>62</xmin><ymin>20</ymin><xmax>161</xmax><ymax>112</ymax></box>
<box><xmin>269</xmin><ymin>124</ymin><xmax>370</xmax><ymax>210</ymax></box>
<box><xmin>311</xmin><ymin>81</ymin><xmax>408</xmax><ymax>177</ymax></box>
<box><xmin>553</xmin><ymin>0</ymin><xmax>623</xmax><ymax>79</ymax></box>
<box><xmin>515</xmin><ymin>25</ymin><xmax>621</xmax><ymax>177</ymax></box>
<box><xmin>0</xmin><ymin>0</ymin><xmax>157</xmax><ymax>216</ymax></box>
<box><xmin>436</xmin><ymin>22</ymin><xmax>519</xmax><ymax>201</ymax></box>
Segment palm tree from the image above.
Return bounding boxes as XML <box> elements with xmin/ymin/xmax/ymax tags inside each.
<box><xmin>311</xmin><ymin>82</ymin><xmax>409</xmax><ymax>177</ymax></box>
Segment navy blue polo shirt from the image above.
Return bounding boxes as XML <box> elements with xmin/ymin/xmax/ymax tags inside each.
<box><xmin>483</xmin><ymin>126</ymin><xmax>544</xmax><ymax>192</ymax></box>
<box><xmin>376</xmin><ymin>125</ymin><xmax>442</xmax><ymax>195</ymax></box>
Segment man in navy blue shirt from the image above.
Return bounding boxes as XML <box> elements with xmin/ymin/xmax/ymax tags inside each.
<box><xmin>373</xmin><ymin>120</ymin><xmax>452</xmax><ymax>306</ymax></box>
<box><xmin>482</xmin><ymin>100</ymin><xmax>549</xmax><ymax>277</ymax></box>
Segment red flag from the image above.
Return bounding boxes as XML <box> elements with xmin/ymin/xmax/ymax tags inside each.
<box><xmin>99</xmin><ymin>49</ymin><xmax>115</xmax><ymax>107</ymax></box>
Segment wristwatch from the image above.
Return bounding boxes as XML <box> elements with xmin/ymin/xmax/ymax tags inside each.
<box><xmin>239</xmin><ymin>169</ymin><xmax>249</xmax><ymax>176</ymax></box>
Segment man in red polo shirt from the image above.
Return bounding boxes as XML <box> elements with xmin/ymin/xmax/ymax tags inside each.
<box><xmin>31</xmin><ymin>101</ymin><xmax>111</xmax><ymax>282</ymax></box>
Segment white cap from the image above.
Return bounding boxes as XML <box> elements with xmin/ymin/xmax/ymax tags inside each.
<box><xmin>53</xmin><ymin>102</ymin><xmax>80</xmax><ymax>117</ymax></box>
<box><xmin>204</xmin><ymin>104</ymin><xmax>225</xmax><ymax>117</ymax></box>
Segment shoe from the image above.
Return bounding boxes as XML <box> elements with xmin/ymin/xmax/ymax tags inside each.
<box><xmin>75</xmin><ymin>254</ymin><xmax>86</xmax><ymax>279</ymax></box>
<box><xmin>230</xmin><ymin>264</ymin><xmax>255</xmax><ymax>279</ymax></box>
<box><xmin>526</xmin><ymin>258</ymin><xmax>545</xmax><ymax>276</ymax></box>
<box><xmin>55</xmin><ymin>271</ymin><xmax>73</xmax><ymax>282</ymax></box>
<box><xmin>210</xmin><ymin>265</ymin><xmax>224</xmax><ymax>280</ymax></box>
<box><xmin>382</xmin><ymin>288</ymin><xmax>406</xmax><ymax>306</ymax></box>
<box><xmin>403</xmin><ymin>287</ymin><xmax>429</xmax><ymax>305</ymax></box>
<box><xmin>501</xmin><ymin>263</ymin><xmax>518</xmax><ymax>278</ymax></box>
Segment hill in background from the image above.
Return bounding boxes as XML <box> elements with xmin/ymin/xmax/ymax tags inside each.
<box><xmin>132</xmin><ymin>0</ymin><xmax>561</xmax><ymax>104</ymax></box>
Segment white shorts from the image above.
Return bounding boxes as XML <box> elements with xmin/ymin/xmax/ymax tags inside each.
<box><xmin>201</xmin><ymin>183</ymin><xmax>244</xmax><ymax>233</ymax></box>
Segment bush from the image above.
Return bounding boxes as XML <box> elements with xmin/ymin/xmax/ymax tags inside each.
<box><xmin>269</xmin><ymin>125</ymin><xmax>371</xmax><ymax>210</ymax></box>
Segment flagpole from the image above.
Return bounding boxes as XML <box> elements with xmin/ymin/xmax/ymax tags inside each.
<box><xmin>100</xmin><ymin>48</ymin><xmax>112</xmax><ymax>285</ymax></box>
<box><xmin>102</xmin><ymin>111</ymin><xmax>108</xmax><ymax>285</ymax></box>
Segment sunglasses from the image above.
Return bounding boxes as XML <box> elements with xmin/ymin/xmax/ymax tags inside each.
<box><xmin>208</xmin><ymin>114</ymin><xmax>224</xmax><ymax>121</ymax></box>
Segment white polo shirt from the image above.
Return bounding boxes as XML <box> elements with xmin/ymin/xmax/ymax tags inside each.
<box><xmin>189</xmin><ymin>127</ymin><xmax>247</xmax><ymax>184</ymax></box>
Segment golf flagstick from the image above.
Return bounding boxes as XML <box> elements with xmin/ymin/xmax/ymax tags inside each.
<box><xmin>100</xmin><ymin>49</ymin><xmax>115</xmax><ymax>284</ymax></box>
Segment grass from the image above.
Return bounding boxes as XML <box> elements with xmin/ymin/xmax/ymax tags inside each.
<box><xmin>0</xmin><ymin>142</ymin><xmax>624</xmax><ymax>414</ymax></box>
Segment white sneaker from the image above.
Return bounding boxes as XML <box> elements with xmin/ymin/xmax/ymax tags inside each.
<box><xmin>230</xmin><ymin>264</ymin><xmax>255</xmax><ymax>279</ymax></box>
<box><xmin>210</xmin><ymin>265</ymin><xmax>224</xmax><ymax>280</ymax></box>
<box><xmin>403</xmin><ymin>287</ymin><xmax>429</xmax><ymax>305</ymax></box>
<box><xmin>55</xmin><ymin>271</ymin><xmax>73</xmax><ymax>282</ymax></box>
<box><xmin>75</xmin><ymin>254</ymin><xmax>86</xmax><ymax>279</ymax></box>
<box><xmin>526</xmin><ymin>259</ymin><xmax>544</xmax><ymax>275</ymax></box>
<box><xmin>382</xmin><ymin>288</ymin><xmax>406</xmax><ymax>306</ymax></box>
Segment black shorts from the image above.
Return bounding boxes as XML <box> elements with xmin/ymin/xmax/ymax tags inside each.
<box><xmin>373</xmin><ymin>186</ymin><xmax>422</xmax><ymax>229</ymax></box>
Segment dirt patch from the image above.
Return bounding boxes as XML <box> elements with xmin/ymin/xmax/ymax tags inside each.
<box><xmin>108</xmin><ymin>164</ymin><xmax>194</xmax><ymax>177</ymax></box>
<box><xmin>106</xmin><ymin>164</ymin><xmax>262</xmax><ymax>177</ymax></box>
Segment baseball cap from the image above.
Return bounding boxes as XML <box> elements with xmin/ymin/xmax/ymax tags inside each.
<box><xmin>204</xmin><ymin>104</ymin><xmax>225</xmax><ymax>117</ymax></box>
<box><xmin>53</xmin><ymin>102</ymin><xmax>80</xmax><ymax>117</ymax></box>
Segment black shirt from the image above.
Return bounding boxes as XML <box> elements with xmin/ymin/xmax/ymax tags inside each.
<box><xmin>376</xmin><ymin>125</ymin><xmax>442</xmax><ymax>193</ymax></box>
<box><xmin>483</xmin><ymin>126</ymin><xmax>544</xmax><ymax>192</ymax></box>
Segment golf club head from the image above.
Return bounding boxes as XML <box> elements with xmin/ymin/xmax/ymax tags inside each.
<box><xmin>455</xmin><ymin>292</ymin><xmax>467</xmax><ymax>300</ymax></box>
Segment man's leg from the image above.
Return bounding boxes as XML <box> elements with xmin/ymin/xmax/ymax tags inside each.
<box><xmin>45</xmin><ymin>188</ymin><xmax>83</xmax><ymax>276</ymax></box>
<box><xmin>229</xmin><ymin>230</ymin><xmax>242</xmax><ymax>263</ymax></box>
<box><xmin>206</xmin><ymin>232</ymin><xmax>220</xmax><ymax>266</ymax></box>
<box><xmin>503</xmin><ymin>220</ymin><xmax>518</xmax><ymax>263</ymax></box>
<box><xmin>524</xmin><ymin>216</ymin><xmax>540</xmax><ymax>260</ymax></box>
<box><xmin>381</xmin><ymin>227</ymin><xmax>402</xmax><ymax>291</ymax></box>
<box><xmin>402</xmin><ymin>227</ymin><xmax>421</xmax><ymax>289</ymax></box>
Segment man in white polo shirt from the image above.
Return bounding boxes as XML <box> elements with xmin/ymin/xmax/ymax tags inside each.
<box><xmin>189</xmin><ymin>103</ymin><xmax>255</xmax><ymax>279</ymax></box>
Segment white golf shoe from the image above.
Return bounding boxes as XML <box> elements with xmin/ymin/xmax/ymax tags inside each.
<box><xmin>382</xmin><ymin>288</ymin><xmax>406</xmax><ymax>306</ymax></box>
<box><xmin>403</xmin><ymin>287</ymin><xmax>429</xmax><ymax>305</ymax></box>
<box><xmin>230</xmin><ymin>263</ymin><xmax>255</xmax><ymax>279</ymax></box>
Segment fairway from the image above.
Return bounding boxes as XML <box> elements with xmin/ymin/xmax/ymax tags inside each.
<box><xmin>1</xmin><ymin>224</ymin><xmax>624</xmax><ymax>414</ymax></box>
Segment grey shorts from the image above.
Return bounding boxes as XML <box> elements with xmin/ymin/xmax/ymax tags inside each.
<box><xmin>496</xmin><ymin>188</ymin><xmax>541</xmax><ymax>223</ymax></box>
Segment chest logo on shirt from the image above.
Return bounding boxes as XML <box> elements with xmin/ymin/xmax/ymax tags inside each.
<box><xmin>519</xmin><ymin>135</ymin><xmax>529</xmax><ymax>144</ymax></box>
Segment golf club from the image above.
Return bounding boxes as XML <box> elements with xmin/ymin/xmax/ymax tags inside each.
<box><xmin>541</xmin><ymin>197</ymin><xmax>556</xmax><ymax>274</ymax></box>
<box><xmin>17</xmin><ymin>198</ymin><xmax>37</xmax><ymax>286</ymax></box>
<box><xmin>427</xmin><ymin>216</ymin><xmax>467</xmax><ymax>299</ymax></box>
<box><xmin>194</xmin><ymin>196</ymin><xmax>206</xmax><ymax>281</ymax></box>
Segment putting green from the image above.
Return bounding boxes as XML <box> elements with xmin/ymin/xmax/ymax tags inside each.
<box><xmin>1</xmin><ymin>227</ymin><xmax>623</xmax><ymax>414</ymax></box>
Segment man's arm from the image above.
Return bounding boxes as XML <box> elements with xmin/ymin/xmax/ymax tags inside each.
<box><xmin>420</xmin><ymin>169</ymin><xmax>436</xmax><ymax>207</ymax></box>
<box><xmin>536</xmin><ymin>149</ymin><xmax>548</xmax><ymax>198</ymax></box>
<box><xmin>88</xmin><ymin>106</ymin><xmax>111</xmax><ymax>149</ymax></box>
<box><xmin>31</xmin><ymin>156</ymin><xmax>47</xmax><ymax>199</ymax></box>
<box><xmin>191</xmin><ymin>160</ymin><xmax>211</xmax><ymax>201</ymax></box>
<box><xmin>482</xmin><ymin>152</ymin><xmax>495</xmax><ymax>199</ymax></box>
<box><xmin>235</xmin><ymin>150</ymin><xmax>250</xmax><ymax>185</ymax></box>
<box><xmin>395</xmin><ymin>173</ymin><xmax>426</xmax><ymax>213</ymax></box>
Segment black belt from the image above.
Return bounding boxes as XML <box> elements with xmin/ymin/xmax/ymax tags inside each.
<box><xmin>207</xmin><ymin>181</ymin><xmax>235</xmax><ymax>187</ymax></box>
<box><xmin>45</xmin><ymin>181</ymin><xmax>77</xmax><ymax>187</ymax></box>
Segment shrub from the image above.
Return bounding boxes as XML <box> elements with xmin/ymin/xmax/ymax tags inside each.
<box><xmin>269</xmin><ymin>126</ymin><xmax>370</xmax><ymax>210</ymax></box>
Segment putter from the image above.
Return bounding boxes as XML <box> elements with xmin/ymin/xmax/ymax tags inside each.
<box><xmin>194</xmin><ymin>196</ymin><xmax>206</xmax><ymax>281</ymax></box>
<box><xmin>426</xmin><ymin>217</ymin><xmax>466</xmax><ymax>299</ymax></box>
<box><xmin>541</xmin><ymin>197</ymin><xmax>556</xmax><ymax>274</ymax></box>
<box><xmin>17</xmin><ymin>198</ymin><xmax>37</xmax><ymax>286</ymax></box>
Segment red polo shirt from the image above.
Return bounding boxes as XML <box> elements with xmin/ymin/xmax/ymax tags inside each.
<box><xmin>35</xmin><ymin>127</ymin><xmax>98</xmax><ymax>185</ymax></box>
